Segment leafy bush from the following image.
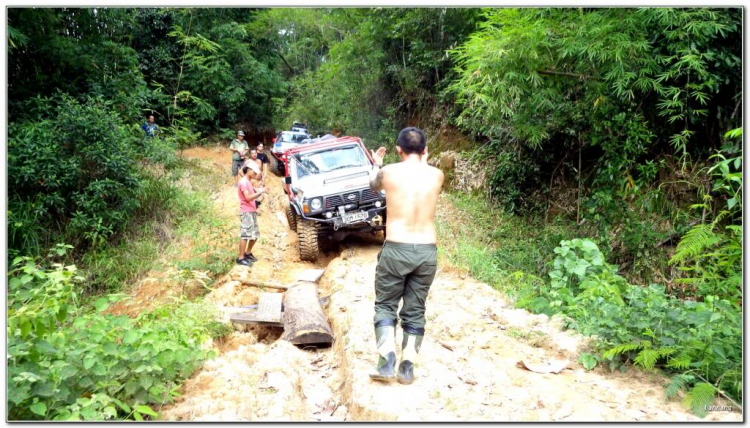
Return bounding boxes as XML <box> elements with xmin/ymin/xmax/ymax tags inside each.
<box><xmin>520</xmin><ymin>238</ymin><xmax>742</xmax><ymax>415</ymax></box>
<box><xmin>7</xmin><ymin>254</ymin><xmax>228</xmax><ymax>421</ymax></box>
<box><xmin>670</xmin><ymin>140</ymin><xmax>742</xmax><ymax>302</ymax></box>
<box><xmin>8</xmin><ymin>95</ymin><xmax>144</xmax><ymax>253</ymax></box>
<box><xmin>487</xmin><ymin>148</ymin><xmax>543</xmax><ymax>213</ymax></box>
<box><xmin>140</xmin><ymin>128</ymin><xmax>179</xmax><ymax>167</ymax></box>
<box><xmin>447</xmin><ymin>8</ymin><xmax>741</xmax><ymax>285</ymax></box>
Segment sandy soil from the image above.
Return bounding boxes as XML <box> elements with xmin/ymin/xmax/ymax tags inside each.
<box><xmin>121</xmin><ymin>146</ymin><xmax>740</xmax><ymax>422</ymax></box>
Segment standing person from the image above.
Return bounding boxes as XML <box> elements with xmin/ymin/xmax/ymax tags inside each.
<box><xmin>245</xmin><ymin>149</ymin><xmax>264</xmax><ymax>180</ymax></box>
<box><xmin>244</xmin><ymin>151</ymin><xmax>265</xmax><ymax>212</ymax></box>
<box><xmin>236</xmin><ymin>164</ymin><xmax>267</xmax><ymax>266</ymax></box>
<box><xmin>367</xmin><ymin>127</ymin><xmax>444</xmax><ymax>385</ymax></box>
<box><xmin>255</xmin><ymin>142</ymin><xmax>270</xmax><ymax>181</ymax></box>
<box><xmin>230</xmin><ymin>131</ymin><xmax>249</xmax><ymax>185</ymax></box>
<box><xmin>141</xmin><ymin>114</ymin><xmax>160</xmax><ymax>140</ymax></box>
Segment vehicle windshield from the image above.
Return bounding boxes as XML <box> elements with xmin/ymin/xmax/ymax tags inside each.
<box><xmin>293</xmin><ymin>145</ymin><xmax>369</xmax><ymax>178</ymax></box>
<box><xmin>279</xmin><ymin>132</ymin><xmax>307</xmax><ymax>143</ymax></box>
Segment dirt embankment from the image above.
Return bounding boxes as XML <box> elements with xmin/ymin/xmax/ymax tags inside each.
<box><xmin>119</xmin><ymin>146</ymin><xmax>739</xmax><ymax>422</ymax></box>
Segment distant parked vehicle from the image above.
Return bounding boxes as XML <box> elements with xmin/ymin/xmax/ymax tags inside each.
<box><xmin>270</xmin><ymin>130</ymin><xmax>310</xmax><ymax>175</ymax></box>
<box><xmin>291</xmin><ymin>122</ymin><xmax>308</xmax><ymax>134</ymax></box>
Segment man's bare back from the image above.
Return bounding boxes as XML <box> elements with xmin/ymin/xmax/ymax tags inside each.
<box><xmin>369</xmin><ymin>147</ymin><xmax>444</xmax><ymax>244</ymax></box>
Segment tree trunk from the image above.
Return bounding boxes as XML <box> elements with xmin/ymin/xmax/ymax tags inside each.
<box><xmin>281</xmin><ymin>281</ymin><xmax>333</xmax><ymax>347</ymax></box>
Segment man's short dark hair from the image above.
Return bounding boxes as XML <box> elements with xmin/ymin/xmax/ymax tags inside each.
<box><xmin>397</xmin><ymin>127</ymin><xmax>426</xmax><ymax>155</ymax></box>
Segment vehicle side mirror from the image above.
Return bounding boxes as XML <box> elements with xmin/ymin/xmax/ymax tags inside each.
<box><xmin>285</xmin><ymin>176</ymin><xmax>292</xmax><ymax>184</ymax></box>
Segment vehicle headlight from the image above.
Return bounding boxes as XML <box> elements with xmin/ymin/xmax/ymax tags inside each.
<box><xmin>379</xmin><ymin>190</ymin><xmax>386</xmax><ymax>197</ymax></box>
<box><xmin>310</xmin><ymin>198</ymin><xmax>322</xmax><ymax>211</ymax></box>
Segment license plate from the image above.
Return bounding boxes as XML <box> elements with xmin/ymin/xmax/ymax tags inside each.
<box><xmin>342</xmin><ymin>210</ymin><xmax>368</xmax><ymax>224</ymax></box>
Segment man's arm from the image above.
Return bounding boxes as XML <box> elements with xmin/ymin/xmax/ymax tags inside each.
<box><xmin>369</xmin><ymin>146</ymin><xmax>387</xmax><ymax>191</ymax></box>
<box><xmin>369</xmin><ymin>166</ymin><xmax>385</xmax><ymax>191</ymax></box>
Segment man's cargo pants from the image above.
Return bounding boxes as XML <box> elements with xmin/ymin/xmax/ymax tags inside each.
<box><xmin>373</xmin><ymin>241</ymin><xmax>438</xmax><ymax>333</ymax></box>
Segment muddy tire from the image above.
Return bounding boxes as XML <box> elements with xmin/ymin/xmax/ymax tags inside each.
<box><xmin>270</xmin><ymin>154</ymin><xmax>284</xmax><ymax>176</ymax></box>
<box><xmin>377</xmin><ymin>227</ymin><xmax>387</xmax><ymax>242</ymax></box>
<box><xmin>298</xmin><ymin>220</ymin><xmax>320</xmax><ymax>262</ymax></box>
<box><xmin>318</xmin><ymin>226</ymin><xmax>337</xmax><ymax>252</ymax></box>
<box><xmin>286</xmin><ymin>204</ymin><xmax>298</xmax><ymax>232</ymax></box>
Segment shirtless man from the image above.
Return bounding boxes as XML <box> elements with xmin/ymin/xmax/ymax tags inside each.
<box><xmin>367</xmin><ymin>127</ymin><xmax>444</xmax><ymax>385</ymax></box>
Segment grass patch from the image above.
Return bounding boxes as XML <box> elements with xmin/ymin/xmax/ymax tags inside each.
<box><xmin>506</xmin><ymin>327</ymin><xmax>547</xmax><ymax>348</ymax></box>
<box><xmin>173</xmin><ymin>214</ymin><xmax>235</xmax><ymax>280</ymax></box>
<box><xmin>437</xmin><ymin>191</ymin><xmax>576</xmax><ymax>300</ymax></box>
<box><xmin>76</xmin><ymin>154</ymin><xmax>231</xmax><ymax>295</ymax></box>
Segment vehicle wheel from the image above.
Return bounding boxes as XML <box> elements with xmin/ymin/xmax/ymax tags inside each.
<box><xmin>318</xmin><ymin>226</ymin><xmax>337</xmax><ymax>252</ymax></box>
<box><xmin>378</xmin><ymin>211</ymin><xmax>387</xmax><ymax>241</ymax></box>
<box><xmin>298</xmin><ymin>220</ymin><xmax>320</xmax><ymax>262</ymax></box>
<box><xmin>377</xmin><ymin>227</ymin><xmax>387</xmax><ymax>242</ymax></box>
<box><xmin>286</xmin><ymin>204</ymin><xmax>298</xmax><ymax>232</ymax></box>
<box><xmin>270</xmin><ymin>155</ymin><xmax>283</xmax><ymax>177</ymax></box>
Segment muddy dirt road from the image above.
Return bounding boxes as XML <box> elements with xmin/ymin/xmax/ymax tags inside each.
<box><xmin>132</xmin><ymin>147</ymin><xmax>739</xmax><ymax>421</ymax></box>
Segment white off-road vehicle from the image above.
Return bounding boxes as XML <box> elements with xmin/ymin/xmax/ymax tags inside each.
<box><xmin>283</xmin><ymin>136</ymin><xmax>387</xmax><ymax>261</ymax></box>
<box><xmin>270</xmin><ymin>130</ymin><xmax>310</xmax><ymax>175</ymax></box>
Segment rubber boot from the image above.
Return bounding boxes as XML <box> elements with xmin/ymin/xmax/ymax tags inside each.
<box><xmin>369</xmin><ymin>319</ymin><xmax>397</xmax><ymax>382</ymax></box>
<box><xmin>397</xmin><ymin>327</ymin><xmax>424</xmax><ymax>385</ymax></box>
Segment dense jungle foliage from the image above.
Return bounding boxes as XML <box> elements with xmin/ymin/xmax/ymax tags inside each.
<box><xmin>6</xmin><ymin>7</ymin><xmax>742</xmax><ymax>419</ymax></box>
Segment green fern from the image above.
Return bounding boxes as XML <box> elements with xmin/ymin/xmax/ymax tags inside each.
<box><xmin>603</xmin><ymin>341</ymin><xmax>642</xmax><ymax>360</ymax></box>
<box><xmin>670</xmin><ymin>224</ymin><xmax>719</xmax><ymax>265</ymax></box>
<box><xmin>665</xmin><ymin>373</ymin><xmax>695</xmax><ymax>402</ymax></box>
<box><xmin>634</xmin><ymin>348</ymin><xmax>660</xmax><ymax>370</ymax></box>
<box><xmin>634</xmin><ymin>346</ymin><xmax>674</xmax><ymax>370</ymax></box>
<box><xmin>666</xmin><ymin>352</ymin><xmax>692</xmax><ymax>370</ymax></box>
<box><xmin>682</xmin><ymin>382</ymin><xmax>716</xmax><ymax>418</ymax></box>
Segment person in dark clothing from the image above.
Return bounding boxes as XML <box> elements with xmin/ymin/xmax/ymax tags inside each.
<box><xmin>141</xmin><ymin>115</ymin><xmax>160</xmax><ymax>140</ymax></box>
<box><xmin>256</xmin><ymin>142</ymin><xmax>270</xmax><ymax>182</ymax></box>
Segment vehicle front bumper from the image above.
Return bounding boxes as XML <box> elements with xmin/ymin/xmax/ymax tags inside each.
<box><xmin>298</xmin><ymin>205</ymin><xmax>386</xmax><ymax>229</ymax></box>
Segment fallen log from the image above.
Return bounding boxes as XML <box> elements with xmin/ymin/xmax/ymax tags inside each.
<box><xmin>240</xmin><ymin>279</ymin><xmax>289</xmax><ymax>290</ymax></box>
<box><xmin>237</xmin><ymin>295</ymin><xmax>331</xmax><ymax>311</ymax></box>
<box><xmin>282</xmin><ymin>281</ymin><xmax>333</xmax><ymax>347</ymax></box>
